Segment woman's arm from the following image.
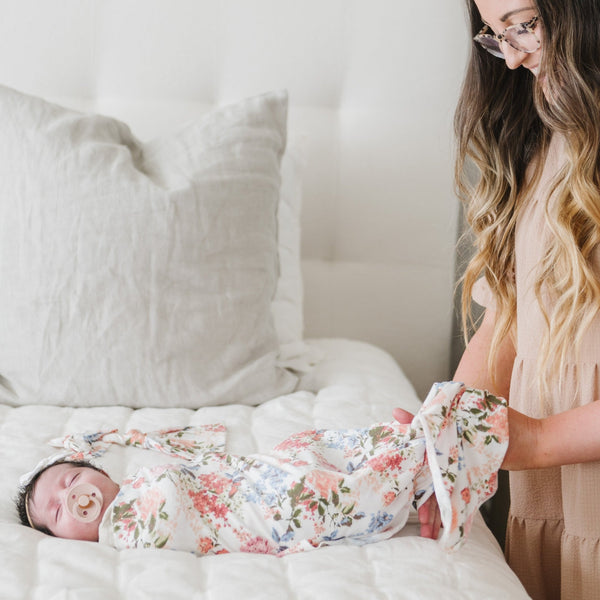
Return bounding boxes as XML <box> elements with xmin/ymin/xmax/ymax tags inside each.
<box><xmin>396</xmin><ymin>305</ymin><xmax>516</xmax><ymax>539</ymax></box>
<box><xmin>503</xmin><ymin>402</ymin><xmax>600</xmax><ymax>470</ymax></box>
<box><xmin>453</xmin><ymin>306</ymin><xmax>515</xmax><ymax>398</ymax></box>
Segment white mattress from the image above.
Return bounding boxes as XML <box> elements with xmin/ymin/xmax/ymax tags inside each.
<box><xmin>0</xmin><ymin>339</ymin><xmax>529</xmax><ymax>599</ymax></box>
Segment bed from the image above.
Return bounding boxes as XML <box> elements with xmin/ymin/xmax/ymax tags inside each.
<box><xmin>0</xmin><ymin>1</ymin><xmax>530</xmax><ymax>598</ymax></box>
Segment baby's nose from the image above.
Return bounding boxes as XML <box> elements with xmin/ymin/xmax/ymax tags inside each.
<box><xmin>66</xmin><ymin>482</ymin><xmax>103</xmax><ymax>522</ymax></box>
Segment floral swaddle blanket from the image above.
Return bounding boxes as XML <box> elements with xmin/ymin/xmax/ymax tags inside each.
<box><xmin>48</xmin><ymin>382</ymin><xmax>508</xmax><ymax>555</ymax></box>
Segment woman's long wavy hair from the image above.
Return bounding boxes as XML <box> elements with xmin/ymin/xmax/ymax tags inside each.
<box><xmin>457</xmin><ymin>0</ymin><xmax>600</xmax><ymax>400</ymax></box>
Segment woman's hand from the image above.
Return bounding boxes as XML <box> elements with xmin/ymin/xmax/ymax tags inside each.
<box><xmin>392</xmin><ymin>407</ymin><xmax>415</xmax><ymax>429</ymax></box>
<box><xmin>416</xmin><ymin>494</ymin><xmax>442</xmax><ymax>540</ymax></box>
<box><xmin>392</xmin><ymin>407</ymin><xmax>442</xmax><ymax>540</ymax></box>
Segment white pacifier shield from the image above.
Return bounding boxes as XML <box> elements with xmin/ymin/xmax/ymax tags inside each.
<box><xmin>66</xmin><ymin>482</ymin><xmax>103</xmax><ymax>522</ymax></box>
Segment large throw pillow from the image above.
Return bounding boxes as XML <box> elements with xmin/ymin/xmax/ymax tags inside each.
<box><xmin>272</xmin><ymin>144</ymin><xmax>304</xmax><ymax>346</ymax></box>
<box><xmin>0</xmin><ymin>86</ymin><xmax>297</xmax><ymax>408</ymax></box>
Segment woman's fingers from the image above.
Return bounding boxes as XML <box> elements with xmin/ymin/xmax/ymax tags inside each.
<box><xmin>417</xmin><ymin>495</ymin><xmax>442</xmax><ymax>539</ymax></box>
<box><xmin>431</xmin><ymin>499</ymin><xmax>443</xmax><ymax>539</ymax></box>
<box><xmin>393</xmin><ymin>407</ymin><xmax>442</xmax><ymax>539</ymax></box>
<box><xmin>392</xmin><ymin>407</ymin><xmax>414</xmax><ymax>424</ymax></box>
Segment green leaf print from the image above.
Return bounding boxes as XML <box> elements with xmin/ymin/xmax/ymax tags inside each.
<box><xmin>462</xmin><ymin>429</ymin><xmax>474</xmax><ymax>444</ymax></box>
<box><xmin>288</xmin><ymin>479</ymin><xmax>305</xmax><ymax>504</ymax></box>
<box><xmin>342</xmin><ymin>503</ymin><xmax>355</xmax><ymax>515</ymax></box>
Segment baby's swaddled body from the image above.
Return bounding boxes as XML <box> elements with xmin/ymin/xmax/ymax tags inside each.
<box><xmin>100</xmin><ymin>424</ymin><xmax>422</xmax><ymax>555</ymax></box>
<box><xmin>98</xmin><ymin>382</ymin><xmax>508</xmax><ymax>555</ymax></box>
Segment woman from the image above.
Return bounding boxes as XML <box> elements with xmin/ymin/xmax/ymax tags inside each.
<box><xmin>444</xmin><ymin>1</ymin><xmax>600</xmax><ymax>598</ymax></box>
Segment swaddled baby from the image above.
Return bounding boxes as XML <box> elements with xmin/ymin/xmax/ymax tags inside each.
<box><xmin>17</xmin><ymin>382</ymin><xmax>508</xmax><ymax>555</ymax></box>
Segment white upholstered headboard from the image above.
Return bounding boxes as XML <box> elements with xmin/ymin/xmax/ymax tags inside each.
<box><xmin>0</xmin><ymin>0</ymin><xmax>468</xmax><ymax>398</ymax></box>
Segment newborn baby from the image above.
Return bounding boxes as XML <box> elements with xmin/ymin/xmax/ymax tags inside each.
<box><xmin>22</xmin><ymin>459</ymin><xmax>119</xmax><ymax>541</ymax></box>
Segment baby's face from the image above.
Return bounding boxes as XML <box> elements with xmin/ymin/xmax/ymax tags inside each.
<box><xmin>28</xmin><ymin>463</ymin><xmax>119</xmax><ymax>541</ymax></box>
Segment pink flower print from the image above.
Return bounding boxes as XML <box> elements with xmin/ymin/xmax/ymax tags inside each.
<box><xmin>121</xmin><ymin>475</ymin><xmax>136</xmax><ymax>487</ymax></box>
<box><xmin>448</xmin><ymin>445</ymin><xmax>459</xmax><ymax>464</ymax></box>
<box><xmin>274</xmin><ymin>437</ymin><xmax>310</xmax><ymax>453</ymax></box>
<box><xmin>197</xmin><ymin>537</ymin><xmax>214</xmax><ymax>554</ymax></box>
<box><xmin>127</xmin><ymin>430</ymin><xmax>147</xmax><ymax>446</ymax></box>
<box><xmin>313</xmin><ymin>520</ymin><xmax>326</xmax><ymax>536</ymax></box>
<box><xmin>453</xmin><ymin>388</ymin><xmax>466</xmax><ymax>405</ymax></box>
<box><xmin>205</xmin><ymin>424</ymin><xmax>226</xmax><ymax>433</ymax></box>
<box><xmin>301</xmin><ymin>496</ymin><xmax>318</xmax><ymax>514</ymax></box>
<box><xmin>450</xmin><ymin>507</ymin><xmax>459</xmax><ymax>531</ymax></box>
<box><xmin>123</xmin><ymin>518</ymin><xmax>136</xmax><ymax>532</ymax></box>
<box><xmin>188</xmin><ymin>490</ymin><xmax>229</xmax><ymax>520</ymax></box>
<box><xmin>275</xmin><ymin>430</ymin><xmax>324</xmax><ymax>453</ymax></box>
<box><xmin>430</xmin><ymin>389</ymin><xmax>449</xmax><ymax>407</ymax></box>
<box><xmin>305</xmin><ymin>471</ymin><xmax>342</xmax><ymax>499</ymax></box>
<box><xmin>137</xmin><ymin>488</ymin><xmax>165</xmax><ymax>522</ymax></box>
<box><xmin>485</xmin><ymin>409</ymin><xmax>508</xmax><ymax>441</ymax></box>
<box><xmin>157</xmin><ymin>427</ymin><xmax>182</xmax><ymax>435</ymax></box>
<box><xmin>198</xmin><ymin>473</ymin><xmax>230</xmax><ymax>495</ymax></box>
<box><xmin>368</xmin><ymin>452</ymin><xmax>404</xmax><ymax>473</ymax></box>
<box><xmin>240</xmin><ymin>536</ymin><xmax>274</xmax><ymax>554</ymax></box>
<box><xmin>383</xmin><ymin>491</ymin><xmax>396</xmax><ymax>506</ymax></box>
<box><xmin>460</xmin><ymin>487</ymin><xmax>471</xmax><ymax>504</ymax></box>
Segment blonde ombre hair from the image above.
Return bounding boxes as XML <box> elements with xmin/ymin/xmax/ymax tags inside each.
<box><xmin>456</xmin><ymin>0</ymin><xmax>600</xmax><ymax>399</ymax></box>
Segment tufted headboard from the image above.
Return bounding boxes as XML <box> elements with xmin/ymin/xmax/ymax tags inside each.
<box><xmin>0</xmin><ymin>0</ymin><xmax>468</xmax><ymax>398</ymax></box>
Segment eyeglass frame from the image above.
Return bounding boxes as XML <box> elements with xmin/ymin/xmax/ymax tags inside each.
<box><xmin>474</xmin><ymin>15</ymin><xmax>540</xmax><ymax>58</ymax></box>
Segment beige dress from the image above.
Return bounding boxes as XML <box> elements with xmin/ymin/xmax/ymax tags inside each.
<box><xmin>496</xmin><ymin>135</ymin><xmax>600</xmax><ymax>600</ymax></box>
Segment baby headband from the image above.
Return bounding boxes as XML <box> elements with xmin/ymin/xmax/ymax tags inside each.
<box><xmin>21</xmin><ymin>451</ymin><xmax>81</xmax><ymax>530</ymax></box>
<box><xmin>19</xmin><ymin>451</ymin><xmax>77</xmax><ymax>489</ymax></box>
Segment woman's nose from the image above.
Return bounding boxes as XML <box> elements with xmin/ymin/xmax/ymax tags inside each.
<box><xmin>502</xmin><ymin>42</ymin><xmax>526</xmax><ymax>70</ymax></box>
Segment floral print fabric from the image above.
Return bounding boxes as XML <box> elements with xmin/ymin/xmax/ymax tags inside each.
<box><xmin>19</xmin><ymin>425</ymin><xmax>227</xmax><ymax>489</ymax></box>
<box><xmin>49</xmin><ymin>424</ymin><xmax>227</xmax><ymax>460</ymax></box>
<box><xmin>96</xmin><ymin>382</ymin><xmax>508</xmax><ymax>555</ymax></box>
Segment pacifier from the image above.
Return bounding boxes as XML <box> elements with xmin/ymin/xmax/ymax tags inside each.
<box><xmin>66</xmin><ymin>482</ymin><xmax>103</xmax><ymax>522</ymax></box>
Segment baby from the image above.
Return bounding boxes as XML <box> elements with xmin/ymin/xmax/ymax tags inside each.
<box><xmin>16</xmin><ymin>382</ymin><xmax>508</xmax><ymax>555</ymax></box>
<box><xmin>18</xmin><ymin>459</ymin><xmax>119</xmax><ymax>541</ymax></box>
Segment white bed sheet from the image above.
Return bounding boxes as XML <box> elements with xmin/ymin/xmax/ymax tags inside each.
<box><xmin>0</xmin><ymin>339</ymin><xmax>529</xmax><ymax>599</ymax></box>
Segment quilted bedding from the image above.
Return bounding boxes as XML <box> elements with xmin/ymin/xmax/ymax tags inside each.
<box><xmin>0</xmin><ymin>339</ymin><xmax>530</xmax><ymax>599</ymax></box>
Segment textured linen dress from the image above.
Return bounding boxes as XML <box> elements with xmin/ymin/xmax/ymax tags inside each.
<box><xmin>477</xmin><ymin>135</ymin><xmax>600</xmax><ymax>600</ymax></box>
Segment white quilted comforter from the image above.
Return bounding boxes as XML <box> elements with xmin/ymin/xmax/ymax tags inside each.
<box><xmin>0</xmin><ymin>339</ymin><xmax>529</xmax><ymax>599</ymax></box>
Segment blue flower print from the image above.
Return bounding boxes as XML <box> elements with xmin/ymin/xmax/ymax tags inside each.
<box><xmin>366</xmin><ymin>511</ymin><xmax>393</xmax><ymax>534</ymax></box>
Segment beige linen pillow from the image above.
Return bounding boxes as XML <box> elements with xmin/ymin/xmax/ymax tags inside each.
<box><xmin>0</xmin><ymin>86</ymin><xmax>297</xmax><ymax>408</ymax></box>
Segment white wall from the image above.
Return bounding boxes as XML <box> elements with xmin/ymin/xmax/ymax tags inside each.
<box><xmin>0</xmin><ymin>0</ymin><xmax>469</xmax><ymax>397</ymax></box>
